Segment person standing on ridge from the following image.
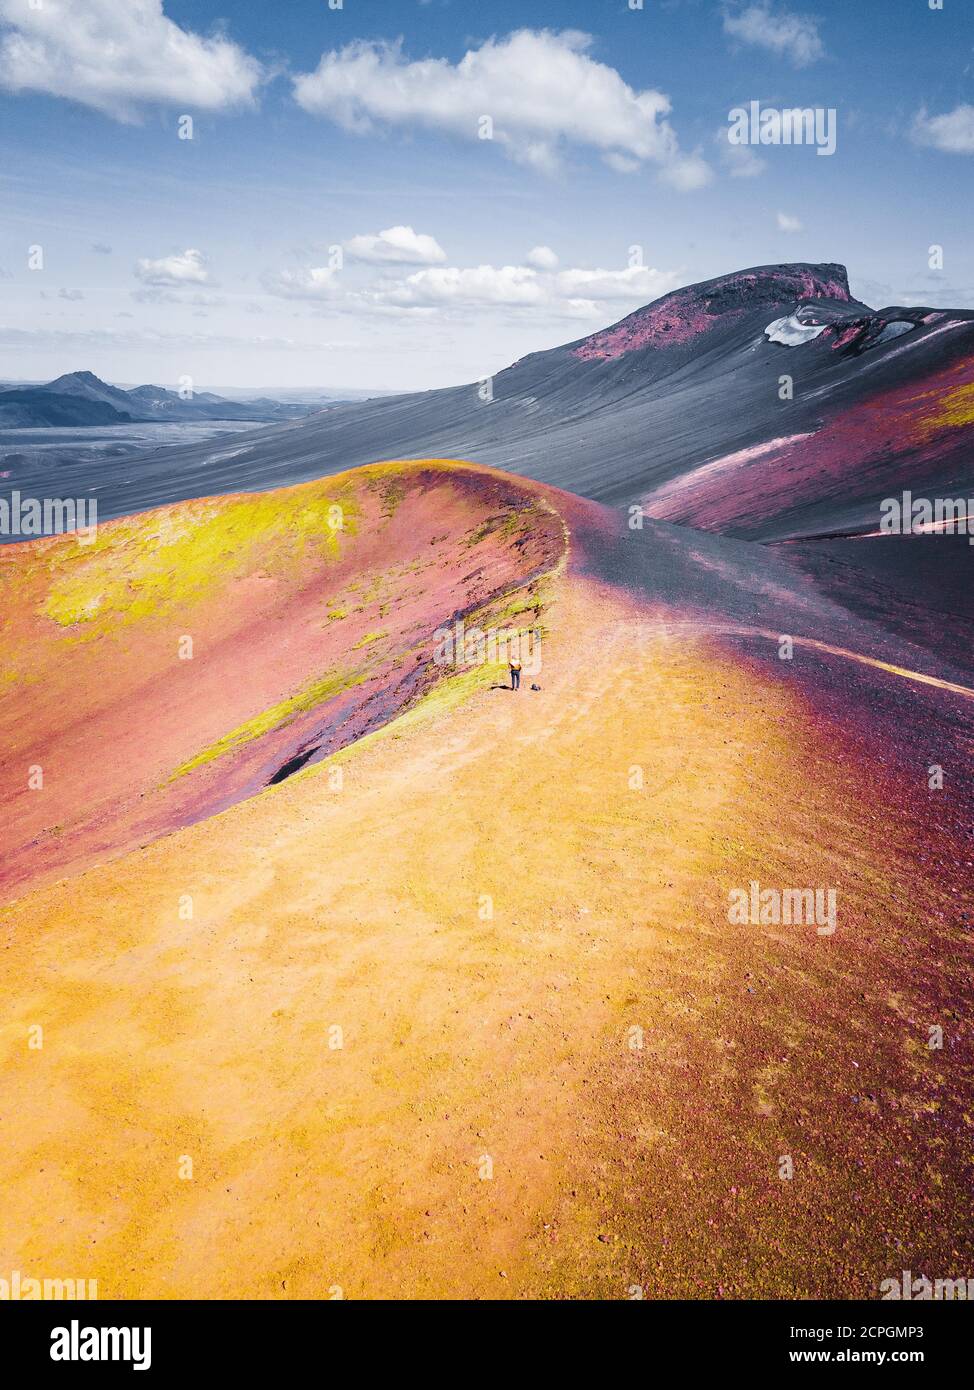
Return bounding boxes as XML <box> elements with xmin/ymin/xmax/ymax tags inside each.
<box><xmin>510</xmin><ymin>654</ymin><xmax>522</xmax><ymax>691</ymax></box>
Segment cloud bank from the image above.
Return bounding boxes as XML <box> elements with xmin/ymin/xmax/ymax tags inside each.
<box><xmin>0</xmin><ymin>0</ymin><xmax>262</xmax><ymax>119</ymax></box>
<box><xmin>913</xmin><ymin>104</ymin><xmax>974</xmax><ymax>155</ymax></box>
<box><xmin>723</xmin><ymin>3</ymin><xmax>825</xmax><ymax>68</ymax></box>
<box><xmin>293</xmin><ymin>29</ymin><xmax>712</xmax><ymax>187</ymax></box>
<box><xmin>345</xmin><ymin>226</ymin><xmax>447</xmax><ymax>265</ymax></box>
<box><xmin>135</xmin><ymin>249</ymin><xmax>210</xmax><ymax>287</ymax></box>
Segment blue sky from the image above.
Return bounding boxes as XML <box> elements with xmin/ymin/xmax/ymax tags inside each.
<box><xmin>0</xmin><ymin>0</ymin><xmax>971</xmax><ymax>390</ymax></box>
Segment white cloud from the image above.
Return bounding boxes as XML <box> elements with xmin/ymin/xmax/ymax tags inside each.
<box><xmin>264</xmin><ymin>245</ymin><xmax>682</xmax><ymax>320</ymax></box>
<box><xmin>345</xmin><ymin>225</ymin><xmax>446</xmax><ymax>265</ymax></box>
<box><xmin>554</xmin><ymin>265</ymin><xmax>681</xmax><ymax>301</ymax></box>
<box><xmin>263</xmin><ymin>266</ymin><xmax>341</xmax><ymax>300</ymax></box>
<box><xmin>135</xmin><ymin>248</ymin><xmax>209</xmax><ymax>287</ymax></box>
<box><xmin>658</xmin><ymin>150</ymin><xmax>713</xmax><ymax>191</ymax></box>
<box><xmin>776</xmin><ymin>211</ymin><xmax>803</xmax><ymax>232</ymax></box>
<box><xmin>367</xmin><ymin>259</ymin><xmax>682</xmax><ymax>315</ymax></box>
<box><xmin>293</xmin><ymin>29</ymin><xmax>712</xmax><ymax>186</ymax></box>
<box><xmin>603</xmin><ymin>152</ymin><xmax>640</xmax><ymax>174</ymax></box>
<box><xmin>376</xmin><ymin>265</ymin><xmax>545</xmax><ymax>309</ymax></box>
<box><xmin>723</xmin><ymin>3</ymin><xmax>825</xmax><ymax>68</ymax></box>
<box><xmin>527</xmin><ymin>246</ymin><xmax>559</xmax><ymax>270</ymax></box>
<box><xmin>0</xmin><ymin>0</ymin><xmax>262</xmax><ymax>120</ymax></box>
<box><xmin>714</xmin><ymin>124</ymin><xmax>767</xmax><ymax>177</ymax></box>
<box><xmin>912</xmin><ymin>104</ymin><xmax>974</xmax><ymax>155</ymax></box>
<box><xmin>557</xmin><ymin>300</ymin><xmax>609</xmax><ymax>321</ymax></box>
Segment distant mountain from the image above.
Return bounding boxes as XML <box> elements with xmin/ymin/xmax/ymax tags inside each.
<box><xmin>0</xmin><ymin>370</ymin><xmax>322</xmax><ymax>427</ymax></box>
<box><xmin>0</xmin><ymin>387</ymin><xmax>134</xmax><ymax>427</ymax></box>
<box><xmin>40</xmin><ymin>370</ymin><xmax>137</xmax><ymax>414</ymax></box>
<box><xmin>206</xmin><ymin>385</ymin><xmax>391</xmax><ymax>405</ymax></box>
<box><xmin>122</xmin><ymin>381</ymin><xmax>317</xmax><ymax>422</ymax></box>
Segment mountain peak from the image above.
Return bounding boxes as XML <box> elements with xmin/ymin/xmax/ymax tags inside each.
<box><xmin>46</xmin><ymin>369</ymin><xmax>110</xmax><ymax>388</ymax></box>
<box><xmin>571</xmin><ymin>262</ymin><xmax>855</xmax><ymax>362</ymax></box>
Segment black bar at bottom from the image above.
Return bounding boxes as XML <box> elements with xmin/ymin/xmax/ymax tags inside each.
<box><xmin>1</xmin><ymin>1297</ymin><xmax>967</xmax><ymax>1374</ymax></box>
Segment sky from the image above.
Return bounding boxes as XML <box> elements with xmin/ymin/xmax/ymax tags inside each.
<box><xmin>0</xmin><ymin>0</ymin><xmax>971</xmax><ymax>392</ymax></box>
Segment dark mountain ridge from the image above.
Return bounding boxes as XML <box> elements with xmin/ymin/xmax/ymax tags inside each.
<box><xmin>0</xmin><ymin>370</ymin><xmax>321</xmax><ymax>427</ymax></box>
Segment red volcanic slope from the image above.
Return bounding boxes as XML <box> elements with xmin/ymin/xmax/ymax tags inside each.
<box><xmin>572</xmin><ymin>264</ymin><xmax>852</xmax><ymax>360</ymax></box>
<box><xmin>0</xmin><ymin>462</ymin><xmax>564</xmax><ymax>901</ymax></box>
